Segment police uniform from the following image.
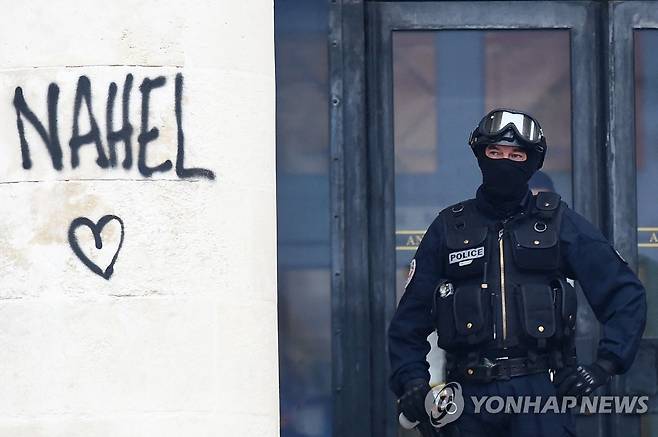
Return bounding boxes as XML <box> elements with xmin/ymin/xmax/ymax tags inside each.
<box><xmin>389</xmin><ymin>109</ymin><xmax>647</xmax><ymax>437</ymax></box>
<box><xmin>388</xmin><ymin>108</ymin><xmax>646</xmax><ymax>437</ymax></box>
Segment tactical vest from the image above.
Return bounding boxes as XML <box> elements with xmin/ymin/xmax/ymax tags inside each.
<box><xmin>431</xmin><ymin>192</ymin><xmax>577</xmax><ymax>367</ymax></box>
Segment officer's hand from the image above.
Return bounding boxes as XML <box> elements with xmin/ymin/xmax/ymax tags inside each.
<box><xmin>399</xmin><ymin>378</ymin><xmax>431</xmax><ymax>423</ymax></box>
<box><xmin>554</xmin><ymin>361</ymin><xmax>613</xmax><ymax>398</ymax></box>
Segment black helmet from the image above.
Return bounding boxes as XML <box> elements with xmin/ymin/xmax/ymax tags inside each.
<box><xmin>469</xmin><ymin>108</ymin><xmax>547</xmax><ymax>169</ymax></box>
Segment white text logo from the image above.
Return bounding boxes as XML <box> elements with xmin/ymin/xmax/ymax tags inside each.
<box><xmin>449</xmin><ymin>247</ymin><xmax>484</xmax><ymax>266</ymax></box>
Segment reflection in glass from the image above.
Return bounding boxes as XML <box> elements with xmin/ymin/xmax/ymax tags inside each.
<box><xmin>276</xmin><ymin>1</ymin><xmax>331</xmax><ymax>436</ymax></box>
<box><xmin>635</xmin><ymin>30</ymin><xmax>658</xmax><ymax>340</ymax></box>
<box><xmin>393</xmin><ymin>30</ymin><xmax>572</xmax><ymax>386</ymax></box>
<box><xmin>634</xmin><ymin>28</ymin><xmax>658</xmax><ymax>437</ymax></box>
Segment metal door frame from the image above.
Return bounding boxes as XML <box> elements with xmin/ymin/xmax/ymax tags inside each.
<box><xmin>606</xmin><ymin>3</ymin><xmax>658</xmax><ymax>436</ymax></box>
<box><xmin>606</xmin><ymin>1</ymin><xmax>658</xmax><ymax>267</ymax></box>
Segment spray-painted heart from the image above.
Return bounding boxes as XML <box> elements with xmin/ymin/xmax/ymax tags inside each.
<box><xmin>68</xmin><ymin>215</ymin><xmax>125</xmax><ymax>280</ymax></box>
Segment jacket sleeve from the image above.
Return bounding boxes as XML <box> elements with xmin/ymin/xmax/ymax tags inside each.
<box><xmin>560</xmin><ymin>207</ymin><xmax>647</xmax><ymax>374</ymax></box>
<box><xmin>388</xmin><ymin>215</ymin><xmax>445</xmax><ymax>397</ymax></box>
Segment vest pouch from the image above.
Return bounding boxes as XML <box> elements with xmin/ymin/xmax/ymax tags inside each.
<box><xmin>553</xmin><ymin>278</ymin><xmax>577</xmax><ymax>338</ymax></box>
<box><xmin>511</xmin><ymin>225</ymin><xmax>559</xmax><ymax>271</ymax></box>
<box><xmin>433</xmin><ymin>282</ymin><xmax>457</xmax><ymax>349</ymax></box>
<box><xmin>518</xmin><ymin>284</ymin><xmax>556</xmax><ymax>342</ymax></box>
<box><xmin>444</xmin><ymin>227</ymin><xmax>488</xmax><ymax>279</ymax></box>
<box><xmin>453</xmin><ymin>284</ymin><xmax>490</xmax><ymax>345</ymax></box>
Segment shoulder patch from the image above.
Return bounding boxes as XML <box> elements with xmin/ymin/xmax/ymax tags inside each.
<box><xmin>405</xmin><ymin>259</ymin><xmax>416</xmax><ymax>288</ymax></box>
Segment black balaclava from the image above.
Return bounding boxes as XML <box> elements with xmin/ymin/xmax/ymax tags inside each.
<box><xmin>475</xmin><ymin>142</ymin><xmax>541</xmax><ymax>217</ymax></box>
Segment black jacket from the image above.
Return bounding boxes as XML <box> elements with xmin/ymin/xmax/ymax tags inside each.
<box><xmin>388</xmin><ymin>192</ymin><xmax>647</xmax><ymax>397</ymax></box>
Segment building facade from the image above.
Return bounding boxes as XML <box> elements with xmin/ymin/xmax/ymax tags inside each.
<box><xmin>0</xmin><ymin>1</ymin><xmax>278</xmax><ymax>435</ymax></box>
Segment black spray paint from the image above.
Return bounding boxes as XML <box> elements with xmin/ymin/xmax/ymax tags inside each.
<box><xmin>68</xmin><ymin>215</ymin><xmax>125</xmax><ymax>280</ymax></box>
<box><xmin>175</xmin><ymin>73</ymin><xmax>215</xmax><ymax>179</ymax></box>
<box><xmin>138</xmin><ymin>75</ymin><xmax>172</xmax><ymax>177</ymax></box>
<box><xmin>13</xmin><ymin>83</ymin><xmax>63</xmax><ymax>170</ymax></box>
<box><xmin>106</xmin><ymin>74</ymin><xmax>134</xmax><ymax>169</ymax></box>
<box><xmin>13</xmin><ymin>73</ymin><xmax>214</xmax><ymax>180</ymax></box>
<box><xmin>70</xmin><ymin>76</ymin><xmax>109</xmax><ymax>169</ymax></box>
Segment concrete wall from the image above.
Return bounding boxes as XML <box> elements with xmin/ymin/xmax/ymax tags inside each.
<box><xmin>0</xmin><ymin>1</ymin><xmax>278</xmax><ymax>436</ymax></box>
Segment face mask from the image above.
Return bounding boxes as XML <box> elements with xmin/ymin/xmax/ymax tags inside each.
<box><xmin>476</xmin><ymin>150</ymin><xmax>539</xmax><ymax>201</ymax></box>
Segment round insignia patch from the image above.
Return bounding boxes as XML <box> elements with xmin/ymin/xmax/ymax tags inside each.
<box><xmin>405</xmin><ymin>259</ymin><xmax>416</xmax><ymax>289</ymax></box>
<box><xmin>439</xmin><ymin>282</ymin><xmax>454</xmax><ymax>298</ymax></box>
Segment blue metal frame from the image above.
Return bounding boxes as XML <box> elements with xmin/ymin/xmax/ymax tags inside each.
<box><xmin>329</xmin><ymin>2</ymin><xmax>372</xmax><ymax>437</ymax></box>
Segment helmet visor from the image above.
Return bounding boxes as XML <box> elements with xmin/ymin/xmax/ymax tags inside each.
<box><xmin>480</xmin><ymin>110</ymin><xmax>542</xmax><ymax>143</ymax></box>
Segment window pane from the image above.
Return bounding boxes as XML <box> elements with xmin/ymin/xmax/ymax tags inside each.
<box><xmin>634</xmin><ymin>28</ymin><xmax>658</xmax><ymax>437</ymax></box>
<box><xmin>635</xmin><ymin>30</ymin><xmax>658</xmax><ymax>339</ymax></box>
<box><xmin>275</xmin><ymin>1</ymin><xmax>331</xmax><ymax>436</ymax></box>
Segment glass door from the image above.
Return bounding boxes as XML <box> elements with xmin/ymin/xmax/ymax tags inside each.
<box><xmin>608</xmin><ymin>3</ymin><xmax>658</xmax><ymax>436</ymax></box>
<box><xmin>365</xmin><ymin>2</ymin><xmax>604</xmax><ymax>436</ymax></box>
<box><xmin>391</xmin><ymin>27</ymin><xmax>576</xmax><ymax>380</ymax></box>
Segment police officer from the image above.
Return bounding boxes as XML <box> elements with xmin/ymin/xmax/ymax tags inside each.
<box><xmin>389</xmin><ymin>108</ymin><xmax>647</xmax><ymax>436</ymax></box>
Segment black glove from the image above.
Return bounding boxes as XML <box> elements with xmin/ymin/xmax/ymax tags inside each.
<box><xmin>399</xmin><ymin>378</ymin><xmax>431</xmax><ymax>423</ymax></box>
<box><xmin>554</xmin><ymin>360</ymin><xmax>615</xmax><ymax>398</ymax></box>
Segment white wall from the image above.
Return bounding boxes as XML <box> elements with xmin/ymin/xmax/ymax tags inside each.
<box><xmin>0</xmin><ymin>1</ymin><xmax>278</xmax><ymax>436</ymax></box>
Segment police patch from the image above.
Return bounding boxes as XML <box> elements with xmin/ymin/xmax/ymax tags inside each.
<box><xmin>449</xmin><ymin>246</ymin><xmax>484</xmax><ymax>267</ymax></box>
<box><xmin>405</xmin><ymin>259</ymin><xmax>416</xmax><ymax>288</ymax></box>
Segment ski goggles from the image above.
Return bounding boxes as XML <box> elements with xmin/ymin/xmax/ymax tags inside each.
<box><xmin>470</xmin><ymin>109</ymin><xmax>544</xmax><ymax>145</ymax></box>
